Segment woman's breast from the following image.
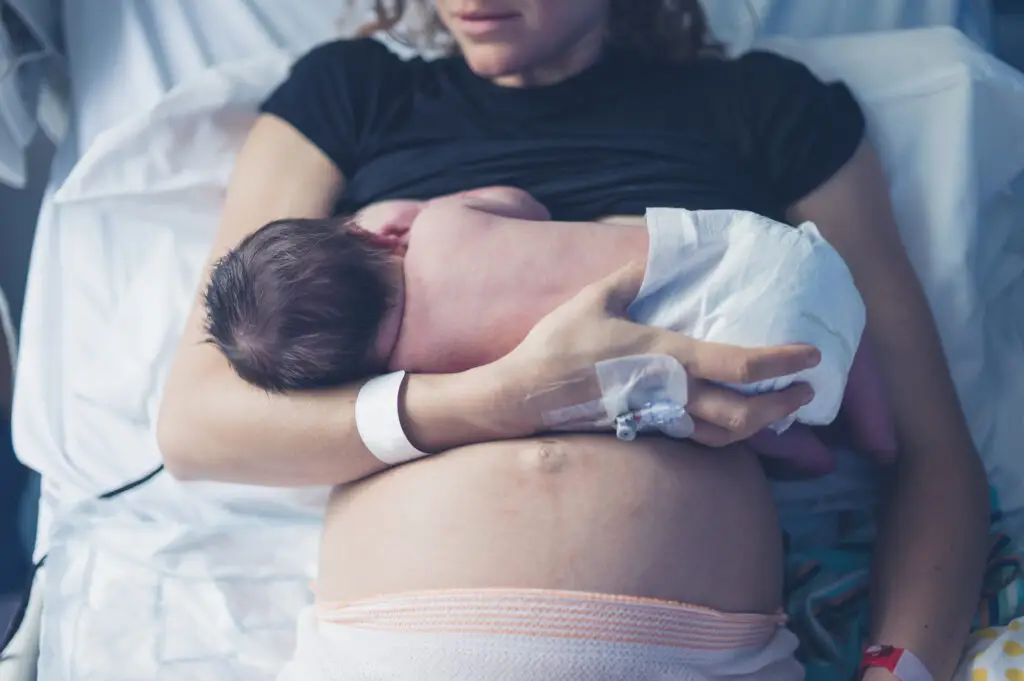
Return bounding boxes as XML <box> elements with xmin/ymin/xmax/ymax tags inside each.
<box><xmin>319</xmin><ymin>435</ymin><xmax>784</xmax><ymax>614</ymax></box>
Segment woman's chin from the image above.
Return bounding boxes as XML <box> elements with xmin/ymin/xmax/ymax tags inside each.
<box><xmin>461</xmin><ymin>46</ymin><xmax>535</xmax><ymax>82</ymax></box>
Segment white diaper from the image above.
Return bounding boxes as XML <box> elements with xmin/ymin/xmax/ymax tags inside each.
<box><xmin>628</xmin><ymin>207</ymin><xmax>866</xmax><ymax>428</ymax></box>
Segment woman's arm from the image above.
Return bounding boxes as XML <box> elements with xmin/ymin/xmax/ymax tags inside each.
<box><xmin>159</xmin><ymin>116</ymin><xmax>830</xmax><ymax>488</ymax></box>
<box><xmin>790</xmin><ymin>140</ymin><xmax>989</xmax><ymax>680</ymax></box>
<box><xmin>157</xmin><ymin>115</ymin><xmax>522</xmax><ymax>486</ymax></box>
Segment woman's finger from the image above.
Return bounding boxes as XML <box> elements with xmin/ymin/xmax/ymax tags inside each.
<box><xmin>686</xmin><ymin>380</ymin><xmax>814</xmax><ymax>444</ymax></box>
<box><xmin>577</xmin><ymin>260</ymin><xmax>647</xmax><ymax>315</ymax></box>
<box><xmin>667</xmin><ymin>336</ymin><xmax>821</xmax><ymax>385</ymax></box>
<box><xmin>687</xmin><ymin>419</ymin><xmax>742</xmax><ymax>449</ymax></box>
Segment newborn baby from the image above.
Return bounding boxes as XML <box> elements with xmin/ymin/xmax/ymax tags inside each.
<box><xmin>205</xmin><ymin>187</ymin><xmax>648</xmax><ymax>387</ymax></box>
<box><xmin>204</xmin><ymin>187</ymin><xmax>896</xmax><ymax>469</ymax></box>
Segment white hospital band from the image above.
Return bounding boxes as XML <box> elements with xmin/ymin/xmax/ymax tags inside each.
<box><xmin>357</xmin><ymin>359</ymin><xmax>694</xmax><ymax>464</ymax></box>
<box><xmin>355</xmin><ymin>371</ymin><xmax>431</xmax><ymax>465</ymax></box>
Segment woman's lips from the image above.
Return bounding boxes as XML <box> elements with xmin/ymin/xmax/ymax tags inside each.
<box><xmin>453</xmin><ymin>12</ymin><xmax>520</xmax><ymax>35</ymax></box>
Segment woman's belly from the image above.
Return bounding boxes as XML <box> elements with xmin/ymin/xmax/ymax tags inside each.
<box><xmin>319</xmin><ymin>436</ymin><xmax>784</xmax><ymax>614</ymax></box>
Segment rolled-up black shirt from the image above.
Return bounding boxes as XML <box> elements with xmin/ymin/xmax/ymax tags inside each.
<box><xmin>261</xmin><ymin>38</ymin><xmax>865</xmax><ymax>223</ymax></box>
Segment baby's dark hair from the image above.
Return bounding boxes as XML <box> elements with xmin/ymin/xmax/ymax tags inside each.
<box><xmin>203</xmin><ymin>216</ymin><xmax>395</xmax><ymax>393</ymax></box>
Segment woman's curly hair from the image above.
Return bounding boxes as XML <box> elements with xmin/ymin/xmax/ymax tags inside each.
<box><xmin>348</xmin><ymin>0</ymin><xmax>722</xmax><ymax>62</ymax></box>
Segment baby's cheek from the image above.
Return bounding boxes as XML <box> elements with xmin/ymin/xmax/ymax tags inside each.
<box><xmin>401</xmin><ymin>238</ymin><xmax>432</xmax><ymax>281</ymax></box>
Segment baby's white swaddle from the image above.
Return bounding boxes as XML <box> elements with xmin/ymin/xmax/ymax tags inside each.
<box><xmin>628</xmin><ymin>207</ymin><xmax>866</xmax><ymax>430</ymax></box>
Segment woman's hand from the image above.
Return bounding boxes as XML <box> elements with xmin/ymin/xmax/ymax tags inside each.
<box><xmin>501</xmin><ymin>261</ymin><xmax>822</xmax><ymax>447</ymax></box>
<box><xmin>748</xmin><ymin>342</ymin><xmax>901</xmax><ymax>478</ymax></box>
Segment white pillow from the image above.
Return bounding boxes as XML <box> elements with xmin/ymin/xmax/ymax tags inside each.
<box><xmin>761</xmin><ymin>27</ymin><xmax>1024</xmax><ymax>513</ymax></box>
<box><xmin>703</xmin><ymin>0</ymin><xmax>994</xmax><ymax>52</ymax></box>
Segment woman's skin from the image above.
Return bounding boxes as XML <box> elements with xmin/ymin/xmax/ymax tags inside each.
<box><xmin>321</xmin><ymin>428</ymin><xmax>785</xmax><ymax>615</ymax></box>
<box><xmin>789</xmin><ymin>143</ymin><xmax>988</xmax><ymax>681</ymax></box>
<box><xmin>157</xmin><ymin>1</ymin><xmax>988</xmax><ymax>679</ymax></box>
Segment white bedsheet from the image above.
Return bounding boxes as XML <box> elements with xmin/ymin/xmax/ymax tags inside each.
<box><xmin>38</xmin><ymin>499</ymin><xmax>322</xmax><ymax>681</ymax></box>
<box><xmin>13</xmin><ymin>0</ymin><xmax>347</xmax><ymax>561</ymax></box>
<box><xmin>62</xmin><ymin>0</ymin><xmax>343</xmax><ymax>155</ymax></box>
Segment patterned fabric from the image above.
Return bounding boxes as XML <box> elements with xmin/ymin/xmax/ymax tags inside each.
<box><xmin>784</xmin><ymin>515</ymin><xmax>1024</xmax><ymax>681</ymax></box>
<box><xmin>959</xmin><ymin>619</ymin><xmax>1024</xmax><ymax>681</ymax></box>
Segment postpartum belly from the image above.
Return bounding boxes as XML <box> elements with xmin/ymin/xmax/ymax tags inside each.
<box><xmin>318</xmin><ymin>435</ymin><xmax>784</xmax><ymax>614</ymax></box>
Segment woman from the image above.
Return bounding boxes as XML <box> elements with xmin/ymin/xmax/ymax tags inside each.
<box><xmin>157</xmin><ymin>1</ymin><xmax>988</xmax><ymax>679</ymax></box>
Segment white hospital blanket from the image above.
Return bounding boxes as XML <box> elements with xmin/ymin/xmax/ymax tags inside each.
<box><xmin>17</xmin><ymin>55</ymin><xmax>334</xmax><ymax>535</ymax></box>
<box><xmin>38</xmin><ymin>499</ymin><xmax>321</xmax><ymax>681</ymax></box>
<box><xmin>62</xmin><ymin>0</ymin><xmax>344</xmax><ymax>156</ymax></box>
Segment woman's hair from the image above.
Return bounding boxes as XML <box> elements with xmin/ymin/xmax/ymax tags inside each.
<box><xmin>350</xmin><ymin>0</ymin><xmax>722</xmax><ymax>62</ymax></box>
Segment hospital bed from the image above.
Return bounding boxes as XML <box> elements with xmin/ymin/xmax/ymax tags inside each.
<box><xmin>3</xmin><ymin>1</ymin><xmax>1024</xmax><ymax>679</ymax></box>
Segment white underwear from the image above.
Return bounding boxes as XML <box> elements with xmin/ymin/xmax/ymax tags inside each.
<box><xmin>276</xmin><ymin>589</ymin><xmax>802</xmax><ymax>681</ymax></box>
<box><xmin>628</xmin><ymin>207</ymin><xmax>866</xmax><ymax>428</ymax></box>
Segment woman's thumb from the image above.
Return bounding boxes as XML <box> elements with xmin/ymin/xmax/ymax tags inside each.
<box><xmin>588</xmin><ymin>261</ymin><xmax>647</xmax><ymax>314</ymax></box>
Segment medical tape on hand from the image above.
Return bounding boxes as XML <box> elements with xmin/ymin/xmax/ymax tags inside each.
<box><xmin>355</xmin><ymin>371</ymin><xmax>431</xmax><ymax>465</ymax></box>
<box><xmin>523</xmin><ymin>355</ymin><xmax>694</xmax><ymax>440</ymax></box>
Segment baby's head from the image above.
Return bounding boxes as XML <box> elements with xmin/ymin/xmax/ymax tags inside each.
<box><xmin>203</xmin><ymin>187</ymin><xmax>539</xmax><ymax>392</ymax></box>
<box><xmin>203</xmin><ymin>215</ymin><xmax>402</xmax><ymax>392</ymax></box>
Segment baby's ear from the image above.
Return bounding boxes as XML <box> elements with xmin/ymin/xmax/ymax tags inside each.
<box><xmin>352</xmin><ymin>228</ymin><xmax>394</xmax><ymax>249</ymax></box>
<box><xmin>380</xmin><ymin>222</ymin><xmax>412</xmax><ymax>247</ymax></box>
<box><xmin>380</xmin><ymin>222</ymin><xmax>410</xmax><ymax>236</ymax></box>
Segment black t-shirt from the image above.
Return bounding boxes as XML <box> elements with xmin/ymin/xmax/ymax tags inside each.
<box><xmin>260</xmin><ymin>38</ymin><xmax>865</xmax><ymax>223</ymax></box>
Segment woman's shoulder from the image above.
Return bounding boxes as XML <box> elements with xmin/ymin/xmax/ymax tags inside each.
<box><xmin>266</xmin><ymin>37</ymin><xmax>445</xmax><ymax>118</ymax></box>
<box><xmin>667</xmin><ymin>49</ymin><xmax>847</xmax><ymax>101</ymax></box>
<box><xmin>711</xmin><ymin>48</ymin><xmax>864</xmax><ymax>144</ymax></box>
<box><xmin>285</xmin><ymin>37</ymin><xmax>413</xmax><ymax>84</ymax></box>
<box><xmin>673</xmin><ymin>50</ymin><xmax>866</xmax><ymax>212</ymax></box>
<box><xmin>730</xmin><ymin>49</ymin><xmax>822</xmax><ymax>83</ymax></box>
<box><xmin>260</xmin><ymin>38</ymin><xmax>425</xmax><ymax>176</ymax></box>
<box><xmin>730</xmin><ymin>49</ymin><xmax>857</xmax><ymax>106</ymax></box>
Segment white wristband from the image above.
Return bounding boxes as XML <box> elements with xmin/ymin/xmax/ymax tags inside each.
<box><xmin>355</xmin><ymin>371</ymin><xmax>431</xmax><ymax>466</ymax></box>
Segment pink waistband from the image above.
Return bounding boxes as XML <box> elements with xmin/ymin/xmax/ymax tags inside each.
<box><xmin>317</xmin><ymin>589</ymin><xmax>786</xmax><ymax>651</ymax></box>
